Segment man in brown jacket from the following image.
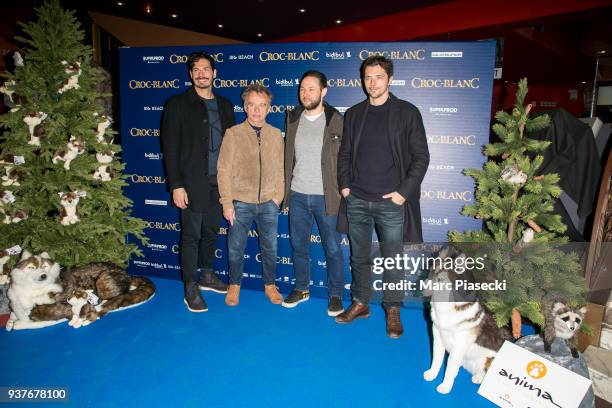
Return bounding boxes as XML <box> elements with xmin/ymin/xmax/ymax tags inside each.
<box><xmin>217</xmin><ymin>84</ymin><xmax>284</xmax><ymax>306</ymax></box>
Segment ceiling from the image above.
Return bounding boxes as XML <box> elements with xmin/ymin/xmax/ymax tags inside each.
<box><xmin>10</xmin><ymin>0</ymin><xmax>452</xmax><ymax>43</ymax></box>
<box><xmin>2</xmin><ymin>1</ymin><xmax>612</xmax><ymax>84</ymax></box>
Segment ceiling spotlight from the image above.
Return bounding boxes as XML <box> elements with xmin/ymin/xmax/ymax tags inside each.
<box><xmin>257</xmin><ymin>33</ymin><xmax>263</xmax><ymax>37</ymax></box>
<box><xmin>299</xmin><ymin>8</ymin><xmax>306</xmax><ymax>13</ymax></box>
<box><xmin>218</xmin><ymin>24</ymin><xmax>223</xmax><ymax>28</ymax></box>
<box><xmin>335</xmin><ymin>19</ymin><xmax>342</xmax><ymax>24</ymax></box>
<box><xmin>171</xmin><ymin>14</ymin><xmax>178</xmax><ymax>18</ymax></box>
<box><xmin>117</xmin><ymin>1</ymin><xmax>123</xmax><ymax>5</ymax></box>
<box><xmin>598</xmin><ymin>50</ymin><xmax>607</xmax><ymax>55</ymax></box>
<box><xmin>145</xmin><ymin>5</ymin><xmax>151</xmax><ymax>14</ymax></box>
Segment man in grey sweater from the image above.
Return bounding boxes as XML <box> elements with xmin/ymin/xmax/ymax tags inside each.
<box><xmin>282</xmin><ymin>70</ymin><xmax>345</xmax><ymax>316</ymax></box>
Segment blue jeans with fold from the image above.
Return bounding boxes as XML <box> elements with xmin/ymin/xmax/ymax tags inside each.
<box><xmin>227</xmin><ymin>200</ymin><xmax>279</xmax><ymax>286</ymax></box>
<box><xmin>289</xmin><ymin>191</ymin><xmax>344</xmax><ymax>298</ymax></box>
<box><xmin>346</xmin><ymin>194</ymin><xmax>405</xmax><ymax>306</ymax></box>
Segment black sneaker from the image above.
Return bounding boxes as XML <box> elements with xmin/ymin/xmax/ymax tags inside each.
<box><xmin>281</xmin><ymin>289</ymin><xmax>309</xmax><ymax>308</ymax></box>
<box><xmin>184</xmin><ymin>283</ymin><xmax>208</xmax><ymax>312</ymax></box>
<box><xmin>199</xmin><ymin>271</ymin><xmax>228</xmax><ymax>294</ymax></box>
<box><xmin>327</xmin><ymin>296</ymin><xmax>344</xmax><ymax>317</ymax></box>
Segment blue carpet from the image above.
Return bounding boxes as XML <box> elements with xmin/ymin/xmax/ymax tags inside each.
<box><xmin>0</xmin><ymin>277</ymin><xmax>510</xmax><ymax>408</ymax></box>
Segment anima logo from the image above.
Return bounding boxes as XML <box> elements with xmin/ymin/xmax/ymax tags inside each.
<box><xmin>526</xmin><ymin>361</ymin><xmax>547</xmax><ymax>379</ymax></box>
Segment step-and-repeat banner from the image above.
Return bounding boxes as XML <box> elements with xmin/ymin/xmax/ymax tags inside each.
<box><xmin>119</xmin><ymin>42</ymin><xmax>495</xmax><ymax>300</ymax></box>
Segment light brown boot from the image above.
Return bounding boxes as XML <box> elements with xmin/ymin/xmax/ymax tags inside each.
<box><xmin>225</xmin><ymin>284</ymin><xmax>240</xmax><ymax>306</ymax></box>
<box><xmin>264</xmin><ymin>284</ymin><xmax>283</xmax><ymax>305</ymax></box>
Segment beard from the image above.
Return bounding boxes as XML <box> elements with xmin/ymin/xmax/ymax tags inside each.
<box><xmin>301</xmin><ymin>95</ymin><xmax>322</xmax><ymax>111</ymax></box>
<box><xmin>193</xmin><ymin>77</ymin><xmax>212</xmax><ymax>89</ymax></box>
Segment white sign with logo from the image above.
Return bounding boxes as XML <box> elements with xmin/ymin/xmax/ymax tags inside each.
<box><xmin>478</xmin><ymin>341</ymin><xmax>591</xmax><ymax>408</ymax></box>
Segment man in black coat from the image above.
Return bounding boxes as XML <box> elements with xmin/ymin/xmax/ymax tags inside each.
<box><xmin>335</xmin><ymin>56</ymin><xmax>429</xmax><ymax>338</ymax></box>
<box><xmin>161</xmin><ymin>52</ymin><xmax>236</xmax><ymax>312</ymax></box>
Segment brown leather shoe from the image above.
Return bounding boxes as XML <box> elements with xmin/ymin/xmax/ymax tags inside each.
<box><xmin>264</xmin><ymin>284</ymin><xmax>283</xmax><ymax>304</ymax></box>
<box><xmin>335</xmin><ymin>301</ymin><xmax>370</xmax><ymax>324</ymax></box>
<box><xmin>225</xmin><ymin>284</ymin><xmax>240</xmax><ymax>306</ymax></box>
<box><xmin>385</xmin><ymin>306</ymin><xmax>403</xmax><ymax>339</ymax></box>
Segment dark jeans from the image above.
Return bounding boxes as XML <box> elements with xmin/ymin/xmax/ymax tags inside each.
<box><xmin>346</xmin><ymin>194</ymin><xmax>404</xmax><ymax>305</ymax></box>
<box><xmin>289</xmin><ymin>191</ymin><xmax>344</xmax><ymax>298</ymax></box>
<box><xmin>228</xmin><ymin>200</ymin><xmax>279</xmax><ymax>286</ymax></box>
<box><xmin>180</xmin><ymin>186</ymin><xmax>221</xmax><ymax>284</ymax></box>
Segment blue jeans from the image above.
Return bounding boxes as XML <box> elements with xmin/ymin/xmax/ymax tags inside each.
<box><xmin>289</xmin><ymin>191</ymin><xmax>344</xmax><ymax>298</ymax></box>
<box><xmin>346</xmin><ymin>194</ymin><xmax>404</xmax><ymax>305</ymax></box>
<box><xmin>227</xmin><ymin>200</ymin><xmax>279</xmax><ymax>286</ymax></box>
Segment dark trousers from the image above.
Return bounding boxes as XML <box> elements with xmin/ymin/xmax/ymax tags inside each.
<box><xmin>346</xmin><ymin>194</ymin><xmax>404</xmax><ymax>305</ymax></box>
<box><xmin>180</xmin><ymin>186</ymin><xmax>221</xmax><ymax>284</ymax></box>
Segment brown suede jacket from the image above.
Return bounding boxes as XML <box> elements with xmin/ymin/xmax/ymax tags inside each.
<box><xmin>217</xmin><ymin>121</ymin><xmax>285</xmax><ymax>211</ymax></box>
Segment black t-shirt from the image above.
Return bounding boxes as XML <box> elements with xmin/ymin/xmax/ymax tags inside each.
<box><xmin>350</xmin><ymin>99</ymin><xmax>401</xmax><ymax>201</ymax></box>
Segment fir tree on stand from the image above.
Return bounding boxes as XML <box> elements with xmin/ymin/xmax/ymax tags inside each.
<box><xmin>449</xmin><ymin>78</ymin><xmax>587</xmax><ymax>338</ymax></box>
<box><xmin>0</xmin><ymin>0</ymin><xmax>145</xmax><ymax>272</ymax></box>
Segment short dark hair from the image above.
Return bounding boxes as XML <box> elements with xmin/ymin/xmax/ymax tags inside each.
<box><xmin>187</xmin><ymin>51</ymin><xmax>216</xmax><ymax>72</ymax></box>
<box><xmin>241</xmin><ymin>84</ymin><xmax>273</xmax><ymax>103</ymax></box>
<box><xmin>299</xmin><ymin>70</ymin><xmax>327</xmax><ymax>89</ymax></box>
<box><xmin>360</xmin><ymin>55</ymin><xmax>393</xmax><ymax>79</ymax></box>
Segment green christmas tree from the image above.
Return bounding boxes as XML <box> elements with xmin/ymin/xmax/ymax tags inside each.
<box><xmin>449</xmin><ymin>78</ymin><xmax>586</xmax><ymax>336</ymax></box>
<box><xmin>0</xmin><ymin>0</ymin><xmax>145</xmax><ymax>269</ymax></box>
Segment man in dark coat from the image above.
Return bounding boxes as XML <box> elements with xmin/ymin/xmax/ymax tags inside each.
<box><xmin>335</xmin><ymin>56</ymin><xmax>429</xmax><ymax>338</ymax></box>
<box><xmin>161</xmin><ymin>52</ymin><xmax>236</xmax><ymax>312</ymax></box>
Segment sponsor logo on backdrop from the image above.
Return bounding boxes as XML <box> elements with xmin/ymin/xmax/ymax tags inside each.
<box><xmin>431</xmin><ymin>51</ymin><xmax>463</xmax><ymax>58</ymax></box>
<box><xmin>390</xmin><ymin>79</ymin><xmax>406</xmax><ymax>86</ymax></box>
<box><xmin>228</xmin><ymin>54</ymin><xmax>254</xmax><ymax>61</ymax></box>
<box><xmin>143</xmin><ymin>55</ymin><xmax>165</xmax><ymax>63</ymax></box>
<box><xmin>172</xmin><ymin>245</ymin><xmax>179</xmax><ymax>254</ymax></box>
<box><xmin>145</xmin><ymin>152</ymin><xmax>162</xmax><ymax>160</ymax></box>
<box><xmin>132</xmin><ymin>259</ymin><xmax>175</xmax><ymax>270</ymax></box>
<box><xmin>143</xmin><ymin>106</ymin><xmax>163</xmax><ymax>111</ymax></box>
<box><xmin>275</xmin><ymin>78</ymin><xmax>298</xmax><ymax>87</ymax></box>
<box><xmin>169</xmin><ymin>53</ymin><xmax>223</xmax><ymax>64</ymax></box>
<box><xmin>427</xmin><ymin>135</ymin><xmax>476</xmax><ymax>146</ymax></box>
<box><xmin>279</xmin><ymin>233</ymin><xmax>290</xmax><ymax>239</ymax></box>
<box><xmin>359</xmin><ymin>49</ymin><xmax>426</xmax><ymax>61</ymax></box>
<box><xmin>147</xmin><ymin>243</ymin><xmax>168</xmax><ymax>251</ymax></box>
<box><xmin>411</xmin><ymin>77</ymin><xmax>480</xmax><ymax>89</ymax></box>
<box><xmin>144</xmin><ymin>199</ymin><xmax>167</xmax><ymax>206</ymax></box>
<box><xmin>325</xmin><ymin>51</ymin><xmax>351</xmax><ymax>60</ymax></box>
<box><xmin>144</xmin><ymin>221</ymin><xmax>181</xmax><ymax>231</ymax></box>
<box><xmin>214</xmin><ymin>77</ymin><xmax>270</xmax><ymax>88</ymax></box>
<box><xmin>327</xmin><ymin>78</ymin><xmax>361</xmax><ymax>88</ymax></box>
<box><xmin>422</xmin><ymin>217</ymin><xmax>449</xmax><ymax>226</ymax></box>
<box><xmin>130</xmin><ymin>175</ymin><xmax>166</xmax><ymax>184</ymax></box>
<box><xmin>130</xmin><ymin>128</ymin><xmax>160</xmax><ymax>137</ymax></box>
<box><xmin>429</xmin><ymin>164</ymin><xmax>456</xmax><ymax>171</ymax></box>
<box><xmin>215</xmin><ymin>249</ymin><xmax>223</xmax><ymax>259</ymax></box>
<box><xmin>336</xmin><ymin>107</ymin><xmax>349</xmax><ymax>113</ymax></box>
<box><xmin>236</xmin><ymin>104</ymin><xmax>295</xmax><ymax>113</ymax></box>
<box><xmin>310</xmin><ymin>234</ymin><xmax>321</xmax><ymax>243</ymax></box>
<box><xmin>259</xmin><ymin>51</ymin><xmax>319</xmax><ymax>62</ymax></box>
<box><xmin>429</xmin><ymin>106</ymin><xmax>459</xmax><ymax>115</ymax></box>
<box><xmin>255</xmin><ymin>253</ymin><xmax>293</xmax><ymax>264</ymax></box>
<box><xmin>219</xmin><ymin>227</ymin><xmax>228</xmax><ymax>235</ymax></box>
<box><xmin>128</xmin><ymin>79</ymin><xmax>180</xmax><ymax>89</ymax></box>
<box><xmin>421</xmin><ymin>190</ymin><xmax>473</xmax><ymax>202</ymax></box>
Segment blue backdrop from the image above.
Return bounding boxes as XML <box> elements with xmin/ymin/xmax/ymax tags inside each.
<box><xmin>119</xmin><ymin>42</ymin><xmax>495</xmax><ymax>300</ymax></box>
